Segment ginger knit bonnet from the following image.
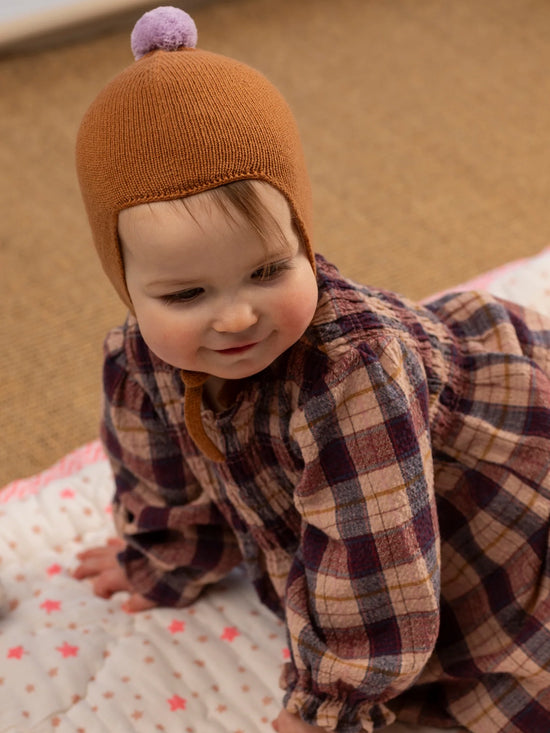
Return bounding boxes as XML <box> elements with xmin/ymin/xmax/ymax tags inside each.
<box><xmin>75</xmin><ymin>6</ymin><xmax>315</xmax><ymax>461</ymax></box>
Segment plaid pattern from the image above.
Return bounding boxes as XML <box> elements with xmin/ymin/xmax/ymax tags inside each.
<box><xmin>102</xmin><ymin>256</ymin><xmax>550</xmax><ymax>732</ymax></box>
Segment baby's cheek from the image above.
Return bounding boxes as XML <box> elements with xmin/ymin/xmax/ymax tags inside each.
<box><xmin>285</xmin><ymin>279</ymin><xmax>318</xmax><ymax>325</ymax></box>
<box><xmin>139</xmin><ymin>316</ymin><xmax>187</xmax><ymax>365</ymax></box>
<box><xmin>279</xmin><ymin>303</ymin><xmax>315</xmax><ymax>344</ymax></box>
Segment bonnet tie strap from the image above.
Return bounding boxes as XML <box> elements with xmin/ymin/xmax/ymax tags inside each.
<box><xmin>180</xmin><ymin>371</ymin><xmax>225</xmax><ymax>463</ymax></box>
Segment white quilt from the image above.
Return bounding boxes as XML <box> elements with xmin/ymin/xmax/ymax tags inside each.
<box><xmin>2</xmin><ymin>248</ymin><xmax>550</xmax><ymax>733</ymax></box>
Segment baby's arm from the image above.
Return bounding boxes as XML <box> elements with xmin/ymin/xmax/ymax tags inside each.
<box><xmin>74</xmin><ymin>537</ymin><xmax>156</xmax><ymax>612</ymax></box>
<box><xmin>91</xmin><ymin>332</ymin><xmax>243</xmax><ymax>609</ymax></box>
<box><xmin>282</xmin><ymin>340</ymin><xmax>440</xmax><ymax>730</ymax></box>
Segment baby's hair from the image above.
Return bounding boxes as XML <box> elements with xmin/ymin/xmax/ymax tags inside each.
<box><xmin>178</xmin><ymin>179</ymin><xmax>290</xmax><ymax>252</ymax></box>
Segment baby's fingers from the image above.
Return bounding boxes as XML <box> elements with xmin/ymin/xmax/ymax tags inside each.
<box><xmin>122</xmin><ymin>593</ymin><xmax>157</xmax><ymax>614</ymax></box>
<box><xmin>272</xmin><ymin>710</ymin><xmax>327</xmax><ymax>732</ymax></box>
<box><xmin>106</xmin><ymin>537</ymin><xmax>125</xmax><ymax>549</ymax></box>
<box><xmin>73</xmin><ymin>540</ymin><xmax>123</xmax><ymax>579</ymax></box>
<box><xmin>92</xmin><ymin>565</ymin><xmax>132</xmax><ymax>599</ymax></box>
<box><xmin>76</xmin><ymin>539</ymin><xmax>121</xmax><ymax>562</ymax></box>
<box><xmin>73</xmin><ymin>553</ymin><xmax>105</xmax><ymax>579</ymax></box>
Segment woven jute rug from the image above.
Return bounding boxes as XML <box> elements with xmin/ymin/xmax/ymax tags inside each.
<box><xmin>2</xmin><ymin>0</ymin><xmax>550</xmax><ymax>484</ymax></box>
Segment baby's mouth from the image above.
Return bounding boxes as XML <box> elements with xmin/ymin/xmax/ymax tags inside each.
<box><xmin>214</xmin><ymin>342</ymin><xmax>258</xmax><ymax>355</ymax></box>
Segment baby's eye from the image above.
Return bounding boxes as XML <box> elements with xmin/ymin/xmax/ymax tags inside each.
<box><xmin>252</xmin><ymin>260</ymin><xmax>291</xmax><ymax>281</ymax></box>
<box><xmin>162</xmin><ymin>287</ymin><xmax>204</xmax><ymax>304</ymax></box>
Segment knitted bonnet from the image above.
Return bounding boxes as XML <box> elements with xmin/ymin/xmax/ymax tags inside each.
<box><xmin>76</xmin><ymin>6</ymin><xmax>314</xmax><ymax>461</ymax></box>
<box><xmin>76</xmin><ymin>5</ymin><xmax>314</xmax><ymax>307</ymax></box>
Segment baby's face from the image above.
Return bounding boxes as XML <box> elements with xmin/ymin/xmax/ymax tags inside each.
<box><xmin>117</xmin><ymin>183</ymin><xmax>318</xmax><ymax>380</ymax></box>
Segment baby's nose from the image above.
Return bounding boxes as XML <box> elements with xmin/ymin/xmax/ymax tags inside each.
<box><xmin>212</xmin><ymin>301</ymin><xmax>258</xmax><ymax>333</ymax></box>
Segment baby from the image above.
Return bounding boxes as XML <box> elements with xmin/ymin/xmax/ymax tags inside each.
<box><xmin>74</xmin><ymin>7</ymin><xmax>550</xmax><ymax>732</ymax></box>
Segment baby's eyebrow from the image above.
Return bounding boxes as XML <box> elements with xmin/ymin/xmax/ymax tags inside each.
<box><xmin>254</xmin><ymin>254</ymin><xmax>290</xmax><ymax>267</ymax></box>
<box><xmin>254</xmin><ymin>240</ymin><xmax>297</xmax><ymax>264</ymax></box>
<box><xmin>148</xmin><ymin>276</ymin><xmax>202</xmax><ymax>289</ymax></box>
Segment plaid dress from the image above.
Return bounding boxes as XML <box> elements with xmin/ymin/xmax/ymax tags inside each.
<box><xmin>101</xmin><ymin>255</ymin><xmax>550</xmax><ymax>732</ymax></box>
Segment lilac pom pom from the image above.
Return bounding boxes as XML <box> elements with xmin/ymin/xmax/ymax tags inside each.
<box><xmin>131</xmin><ymin>6</ymin><xmax>198</xmax><ymax>60</ymax></box>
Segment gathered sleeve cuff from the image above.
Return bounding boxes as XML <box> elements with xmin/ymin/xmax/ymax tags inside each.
<box><xmin>280</xmin><ymin>666</ymin><xmax>396</xmax><ymax>732</ymax></box>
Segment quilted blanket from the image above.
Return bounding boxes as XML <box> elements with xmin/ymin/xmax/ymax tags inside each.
<box><xmin>2</xmin><ymin>248</ymin><xmax>550</xmax><ymax>732</ymax></box>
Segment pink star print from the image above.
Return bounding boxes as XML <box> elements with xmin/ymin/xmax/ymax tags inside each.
<box><xmin>220</xmin><ymin>626</ymin><xmax>240</xmax><ymax>642</ymax></box>
<box><xmin>167</xmin><ymin>694</ymin><xmax>187</xmax><ymax>711</ymax></box>
<box><xmin>282</xmin><ymin>647</ymin><xmax>291</xmax><ymax>660</ymax></box>
<box><xmin>60</xmin><ymin>489</ymin><xmax>75</xmax><ymax>499</ymax></box>
<box><xmin>56</xmin><ymin>642</ymin><xmax>79</xmax><ymax>658</ymax></box>
<box><xmin>168</xmin><ymin>619</ymin><xmax>185</xmax><ymax>634</ymax></box>
<box><xmin>46</xmin><ymin>564</ymin><xmax>62</xmax><ymax>577</ymax></box>
<box><xmin>41</xmin><ymin>599</ymin><xmax>62</xmax><ymax>614</ymax></box>
<box><xmin>7</xmin><ymin>646</ymin><xmax>26</xmax><ymax>659</ymax></box>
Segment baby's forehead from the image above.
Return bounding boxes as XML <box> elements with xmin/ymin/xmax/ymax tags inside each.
<box><xmin>120</xmin><ymin>181</ymin><xmax>296</xmax><ymax>254</ymax></box>
<box><xmin>118</xmin><ymin>191</ymin><xmax>299</xmax><ymax>272</ymax></box>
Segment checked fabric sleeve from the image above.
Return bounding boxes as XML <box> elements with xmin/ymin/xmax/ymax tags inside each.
<box><xmin>281</xmin><ymin>338</ymin><xmax>441</xmax><ymax>732</ymax></box>
<box><xmin>101</xmin><ymin>326</ymin><xmax>243</xmax><ymax>607</ymax></box>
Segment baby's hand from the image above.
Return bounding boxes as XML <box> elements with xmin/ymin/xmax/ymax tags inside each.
<box><xmin>73</xmin><ymin>537</ymin><xmax>155</xmax><ymax>613</ymax></box>
<box><xmin>272</xmin><ymin>709</ymin><xmax>328</xmax><ymax>732</ymax></box>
